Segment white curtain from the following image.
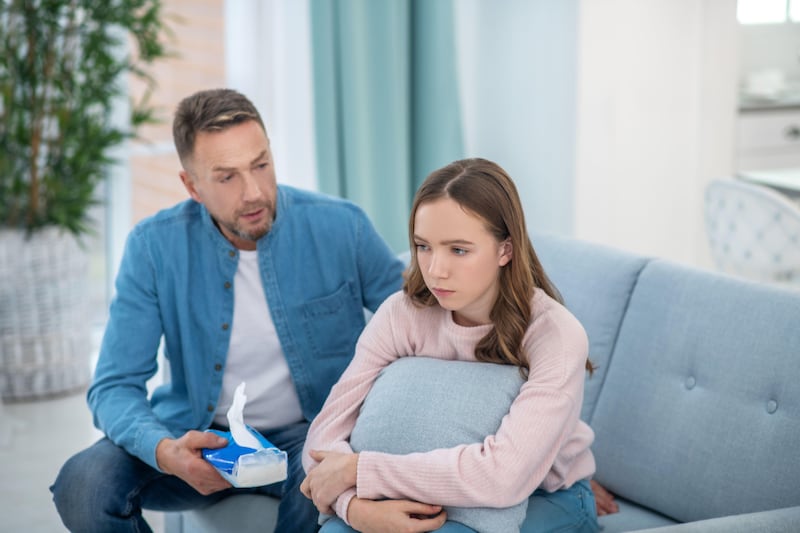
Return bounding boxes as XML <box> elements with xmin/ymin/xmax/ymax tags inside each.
<box><xmin>225</xmin><ymin>0</ymin><xmax>318</xmax><ymax>192</ymax></box>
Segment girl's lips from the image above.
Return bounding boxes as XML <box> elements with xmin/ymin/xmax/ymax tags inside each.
<box><xmin>432</xmin><ymin>288</ymin><xmax>454</xmax><ymax>298</ymax></box>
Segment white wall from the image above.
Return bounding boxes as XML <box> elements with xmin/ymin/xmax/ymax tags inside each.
<box><xmin>455</xmin><ymin>0</ymin><xmax>739</xmax><ymax>268</ymax></box>
<box><xmin>225</xmin><ymin>0</ymin><xmax>741</xmax><ymax>269</ymax></box>
<box><xmin>455</xmin><ymin>0</ymin><xmax>579</xmax><ymax>237</ymax></box>
<box><xmin>574</xmin><ymin>0</ymin><xmax>739</xmax><ymax>268</ymax></box>
<box><xmin>225</xmin><ymin>0</ymin><xmax>317</xmax><ymax>191</ymax></box>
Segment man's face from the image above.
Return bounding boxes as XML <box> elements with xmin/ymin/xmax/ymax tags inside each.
<box><xmin>180</xmin><ymin>120</ymin><xmax>277</xmax><ymax>250</ymax></box>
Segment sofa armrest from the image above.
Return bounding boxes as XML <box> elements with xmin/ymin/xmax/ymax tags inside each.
<box><xmin>635</xmin><ymin>506</ymin><xmax>800</xmax><ymax>533</ymax></box>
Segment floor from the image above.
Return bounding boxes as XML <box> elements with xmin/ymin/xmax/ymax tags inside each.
<box><xmin>0</xmin><ymin>391</ymin><xmax>166</xmax><ymax>533</ymax></box>
<box><xmin>0</xmin><ymin>316</ymin><xmax>166</xmax><ymax>533</ymax></box>
<box><xmin>0</xmin><ymin>227</ymin><xmax>172</xmax><ymax>532</ymax></box>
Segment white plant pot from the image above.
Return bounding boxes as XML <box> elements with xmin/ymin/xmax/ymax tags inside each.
<box><xmin>0</xmin><ymin>228</ymin><xmax>92</xmax><ymax>400</ymax></box>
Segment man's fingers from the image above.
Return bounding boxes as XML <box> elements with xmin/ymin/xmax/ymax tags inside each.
<box><xmin>187</xmin><ymin>430</ymin><xmax>228</xmax><ymax>449</ymax></box>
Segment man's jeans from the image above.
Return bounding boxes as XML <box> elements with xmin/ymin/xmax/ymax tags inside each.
<box><xmin>51</xmin><ymin>421</ymin><xmax>317</xmax><ymax>533</ymax></box>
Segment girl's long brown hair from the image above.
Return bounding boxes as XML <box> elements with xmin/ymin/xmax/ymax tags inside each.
<box><xmin>403</xmin><ymin>158</ymin><xmax>594</xmax><ymax>375</ymax></box>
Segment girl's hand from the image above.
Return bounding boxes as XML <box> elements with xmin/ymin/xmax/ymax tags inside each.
<box><xmin>591</xmin><ymin>479</ymin><xmax>619</xmax><ymax>516</ymax></box>
<box><xmin>299</xmin><ymin>450</ymin><xmax>358</xmax><ymax>514</ymax></box>
<box><xmin>348</xmin><ymin>498</ymin><xmax>447</xmax><ymax>533</ymax></box>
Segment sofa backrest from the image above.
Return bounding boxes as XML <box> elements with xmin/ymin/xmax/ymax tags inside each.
<box><xmin>532</xmin><ymin>233</ymin><xmax>649</xmax><ymax>422</ymax></box>
<box><xmin>590</xmin><ymin>259</ymin><xmax>800</xmax><ymax>522</ymax></box>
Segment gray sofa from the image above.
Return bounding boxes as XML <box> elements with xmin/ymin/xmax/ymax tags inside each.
<box><xmin>166</xmin><ymin>233</ymin><xmax>800</xmax><ymax>532</ymax></box>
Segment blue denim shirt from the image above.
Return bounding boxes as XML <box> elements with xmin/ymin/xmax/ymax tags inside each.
<box><xmin>88</xmin><ymin>185</ymin><xmax>404</xmax><ymax>470</ymax></box>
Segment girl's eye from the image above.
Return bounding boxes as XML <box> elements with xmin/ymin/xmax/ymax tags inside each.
<box><xmin>415</xmin><ymin>244</ymin><xmax>430</xmax><ymax>252</ymax></box>
<box><xmin>452</xmin><ymin>247</ymin><xmax>467</xmax><ymax>255</ymax></box>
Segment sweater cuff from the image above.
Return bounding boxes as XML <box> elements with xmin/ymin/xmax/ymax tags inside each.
<box><xmin>335</xmin><ymin>488</ymin><xmax>357</xmax><ymax>525</ymax></box>
<box><xmin>354</xmin><ymin>450</ymin><xmax>381</xmax><ymax>499</ymax></box>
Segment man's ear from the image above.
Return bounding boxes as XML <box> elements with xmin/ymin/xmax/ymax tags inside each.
<box><xmin>180</xmin><ymin>170</ymin><xmax>202</xmax><ymax>203</ymax></box>
<box><xmin>499</xmin><ymin>239</ymin><xmax>513</xmax><ymax>266</ymax></box>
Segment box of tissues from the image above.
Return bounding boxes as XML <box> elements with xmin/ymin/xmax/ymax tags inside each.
<box><xmin>202</xmin><ymin>382</ymin><xmax>288</xmax><ymax>488</ymax></box>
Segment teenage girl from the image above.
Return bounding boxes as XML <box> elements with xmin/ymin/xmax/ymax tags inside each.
<box><xmin>301</xmin><ymin>158</ymin><xmax>599</xmax><ymax>533</ymax></box>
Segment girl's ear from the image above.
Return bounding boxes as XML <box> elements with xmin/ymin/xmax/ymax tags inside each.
<box><xmin>498</xmin><ymin>239</ymin><xmax>513</xmax><ymax>266</ymax></box>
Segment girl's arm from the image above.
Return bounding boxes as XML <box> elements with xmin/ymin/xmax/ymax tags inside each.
<box><xmin>301</xmin><ymin>292</ymin><xmax>411</xmax><ymax>521</ymax></box>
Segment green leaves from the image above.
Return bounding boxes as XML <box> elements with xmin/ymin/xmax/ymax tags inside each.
<box><xmin>0</xmin><ymin>0</ymin><xmax>169</xmax><ymax>235</ymax></box>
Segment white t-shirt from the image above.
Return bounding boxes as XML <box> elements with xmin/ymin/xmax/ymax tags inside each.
<box><xmin>214</xmin><ymin>250</ymin><xmax>304</xmax><ymax>429</ymax></box>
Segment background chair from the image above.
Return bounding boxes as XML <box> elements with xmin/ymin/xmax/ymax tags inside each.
<box><xmin>704</xmin><ymin>178</ymin><xmax>800</xmax><ymax>287</ymax></box>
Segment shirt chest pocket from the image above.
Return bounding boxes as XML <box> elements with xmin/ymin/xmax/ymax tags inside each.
<box><xmin>299</xmin><ymin>282</ymin><xmax>366</xmax><ymax>360</ymax></box>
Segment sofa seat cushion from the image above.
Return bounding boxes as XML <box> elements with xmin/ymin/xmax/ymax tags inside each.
<box><xmin>598</xmin><ymin>497</ymin><xmax>678</xmax><ymax>532</ymax></box>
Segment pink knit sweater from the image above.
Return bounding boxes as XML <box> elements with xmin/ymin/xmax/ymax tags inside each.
<box><xmin>302</xmin><ymin>289</ymin><xmax>596</xmax><ymax>523</ymax></box>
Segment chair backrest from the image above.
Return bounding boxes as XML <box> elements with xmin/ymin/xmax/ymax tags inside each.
<box><xmin>704</xmin><ymin>178</ymin><xmax>800</xmax><ymax>284</ymax></box>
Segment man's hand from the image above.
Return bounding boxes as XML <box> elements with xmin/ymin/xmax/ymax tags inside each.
<box><xmin>591</xmin><ymin>479</ymin><xmax>619</xmax><ymax>516</ymax></box>
<box><xmin>155</xmin><ymin>430</ymin><xmax>231</xmax><ymax>495</ymax></box>
<box><xmin>299</xmin><ymin>450</ymin><xmax>358</xmax><ymax>514</ymax></box>
<box><xmin>348</xmin><ymin>498</ymin><xmax>447</xmax><ymax>533</ymax></box>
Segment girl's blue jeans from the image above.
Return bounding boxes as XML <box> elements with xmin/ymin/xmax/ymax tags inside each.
<box><xmin>50</xmin><ymin>421</ymin><xmax>318</xmax><ymax>533</ymax></box>
<box><xmin>321</xmin><ymin>479</ymin><xmax>600</xmax><ymax>533</ymax></box>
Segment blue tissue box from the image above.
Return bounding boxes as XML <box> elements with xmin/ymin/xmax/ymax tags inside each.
<box><xmin>202</xmin><ymin>426</ymin><xmax>288</xmax><ymax>488</ymax></box>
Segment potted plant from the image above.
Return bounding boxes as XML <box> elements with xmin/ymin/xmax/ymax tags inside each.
<box><xmin>0</xmin><ymin>0</ymin><xmax>169</xmax><ymax>400</ymax></box>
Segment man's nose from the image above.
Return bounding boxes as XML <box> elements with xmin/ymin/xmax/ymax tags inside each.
<box><xmin>241</xmin><ymin>172</ymin><xmax>263</xmax><ymax>201</ymax></box>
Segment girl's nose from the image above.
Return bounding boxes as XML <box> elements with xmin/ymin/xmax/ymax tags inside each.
<box><xmin>428</xmin><ymin>252</ymin><xmax>448</xmax><ymax>278</ymax></box>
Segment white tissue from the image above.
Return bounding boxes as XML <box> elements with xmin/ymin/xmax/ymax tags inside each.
<box><xmin>215</xmin><ymin>381</ymin><xmax>288</xmax><ymax>488</ymax></box>
<box><xmin>227</xmin><ymin>382</ymin><xmax>263</xmax><ymax>450</ymax></box>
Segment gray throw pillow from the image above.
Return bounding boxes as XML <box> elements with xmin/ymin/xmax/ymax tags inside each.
<box><xmin>350</xmin><ymin>356</ymin><xmax>528</xmax><ymax>533</ymax></box>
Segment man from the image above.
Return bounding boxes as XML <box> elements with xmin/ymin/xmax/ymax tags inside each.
<box><xmin>51</xmin><ymin>88</ymin><xmax>404</xmax><ymax>532</ymax></box>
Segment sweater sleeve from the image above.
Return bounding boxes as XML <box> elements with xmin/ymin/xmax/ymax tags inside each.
<box><xmin>302</xmin><ymin>292</ymin><xmax>411</xmax><ymax>522</ymax></box>
<box><xmin>355</xmin><ymin>301</ymin><xmax>593</xmax><ymax>508</ymax></box>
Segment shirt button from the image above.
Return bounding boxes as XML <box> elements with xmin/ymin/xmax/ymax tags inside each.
<box><xmin>685</xmin><ymin>376</ymin><xmax>696</xmax><ymax>390</ymax></box>
<box><xmin>221</xmin><ymin>323</ymin><xmax>229</xmax><ymax>330</ymax></box>
<box><xmin>207</xmin><ymin>404</ymin><xmax>214</xmax><ymax>412</ymax></box>
<box><xmin>224</xmin><ymin>281</ymin><xmax>231</xmax><ymax>289</ymax></box>
<box><xmin>228</xmin><ymin>250</ymin><xmax>236</xmax><ymax>258</ymax></box>
<box><xmin>214</xmin><ymin>364</ymin><xmax>222</xmax><ymax>372</ymax></box>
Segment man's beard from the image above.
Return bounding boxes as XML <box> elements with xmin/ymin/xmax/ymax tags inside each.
<box><xmin>225</xmin><ymin>201</ymin><xmax>274</xmax><ymax>243</ymax></box>
<box><xmin>231</xmin><ymin>220</ymin><xmax>271</xmax><ymax>242</ymax></box>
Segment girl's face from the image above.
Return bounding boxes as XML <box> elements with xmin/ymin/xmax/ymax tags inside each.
<box><xmin>413</xmin><ymin>197</ymin><xmax>512</xmax><ymax>327</ymax></box>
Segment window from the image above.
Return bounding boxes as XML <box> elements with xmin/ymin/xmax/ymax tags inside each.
<box><xmin>738</xmin><ymin>0</ymin><xmax>800</xmax><ymax>24</ymax></box>
<box><xmin>791</xmin><ymin>0</ymin><xmax>800</xmax><ymax>21</ymax></box>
